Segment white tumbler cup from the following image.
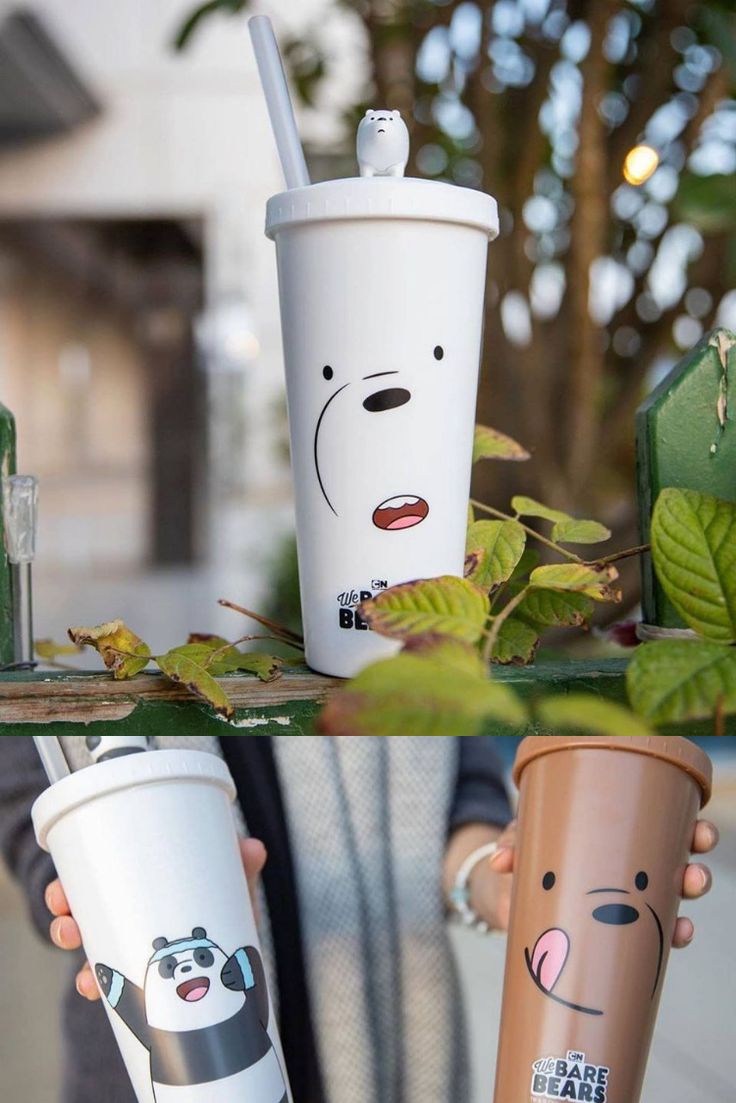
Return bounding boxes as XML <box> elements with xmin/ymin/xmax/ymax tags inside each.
<box><xmin>265</xmin><ymin>176</ymin><xmax>498</xmax><ymax>677</ymax></box>
<box><xmin>32</xmin><ymin>750</ymin><xmax>290</xmax><ymax>1103</ymax></box>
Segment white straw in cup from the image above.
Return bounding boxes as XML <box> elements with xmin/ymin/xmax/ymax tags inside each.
<box><xmin>248</xmin><ymin>15</ymin><xmax>310</xmax><ymax>190</ymax></box>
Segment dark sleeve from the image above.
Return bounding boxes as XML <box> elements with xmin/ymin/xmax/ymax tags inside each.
<box><xmin>96</xmin><ymin>965</ymin><xmax>151</xmax><ymax>1049</ymax></box>
<box><xmin>0</xmin><ymin>735</ymin><xmax>56</xmax><ymax>938</ymax></box>
<box><xmin>449</xmin><ymin>736</ymin><xmax>512</xmax><ymax>833</ymax></box>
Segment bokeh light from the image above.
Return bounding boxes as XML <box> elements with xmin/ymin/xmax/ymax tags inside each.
<box><xmin>623</xmin><ymin>144</ymin><xmax>660</xmax><ymax>185</ymax></box>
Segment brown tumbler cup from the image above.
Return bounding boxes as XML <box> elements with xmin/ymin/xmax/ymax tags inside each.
<box><xmin>492</xmin><ymin>736</ymin><xmax>712</xmax><ymax>1103</ymax></box>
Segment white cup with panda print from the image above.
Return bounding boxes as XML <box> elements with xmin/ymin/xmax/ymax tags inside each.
<box><xmin>265</xmin><ymin>175</ymin><xmax>498</xmax><ymax>677</ymax></box>
<box><xmin>32</xmin><ymin>748</ymin><xmax>291</xmax><ymax>1103</ymax></box>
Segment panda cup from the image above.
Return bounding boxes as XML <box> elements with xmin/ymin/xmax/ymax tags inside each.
<box><xmin>32</xmin><ymin>749</ymin><xmax>290</xmax><ymax>1103</ymax></box>
<box><xmin>265</xmin><ymin>172</ymin><xmax>498</xmax><ymax>677</ymax></box>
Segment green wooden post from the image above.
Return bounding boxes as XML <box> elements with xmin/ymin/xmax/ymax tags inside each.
<box><xmin>636</xmin><ymin>327</ymin><xmax>736</xmax><ymax>630</ymax></box>
<box><xmin>0</xmin><ymin>402</ymin><xmax>17</xmax><ymax>666</ymax></box>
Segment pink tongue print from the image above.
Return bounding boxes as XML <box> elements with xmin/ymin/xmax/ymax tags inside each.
<box><xmin>530</xmin><ymin>928</ymin><xmax>570</xmax><ymax>993</ymax></box>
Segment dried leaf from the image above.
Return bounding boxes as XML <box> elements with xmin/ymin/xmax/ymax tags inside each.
<box><xmin>68</xmin><ymin>620</ymin><xmax>151</xmax><ymax>679</ymax></box>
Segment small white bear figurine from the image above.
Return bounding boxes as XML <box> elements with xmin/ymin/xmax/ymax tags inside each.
<box><xmin>357</xmin><ymin>109</ymin><xmax>410</xmax><ymax>178</ymax></box>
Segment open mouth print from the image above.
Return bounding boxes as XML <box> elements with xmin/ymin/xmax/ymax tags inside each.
<box><xmin>372</xmin><ymin>495</ymin><xmax>429</xmax><ymax>531</ymax></box>
<box><xmin>176</xmin><ymin>976</ymin><xmax>210</xmax><ymax>1003</ymax></box>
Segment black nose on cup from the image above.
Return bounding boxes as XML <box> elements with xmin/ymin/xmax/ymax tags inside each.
<box><xmin>363</xmin><ymin>387</ymin><xmax>411</xmax><ymax>413</ymax></box>
<box><xmin>180</xmin><ymin>965</ymin><xmax>192</xmax><ymax>973</ymax></box>
<box><xmin>592</xmin><ymin>903</ymin><xmax>640</xmax><ymax>925</ymax></box>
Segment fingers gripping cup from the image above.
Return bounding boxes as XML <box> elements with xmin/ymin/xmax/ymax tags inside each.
<box><xmin>265</xmin><ymin>177</ymin><xmax>498</xmax><ymax>676</ymax></box>
<box><xmin>492</xmin><ymin>736</ymin><xmax>712</xmax><ymax>1103</ymax></box>
<box><xmin>32</xmin><ymin>751</ymin><xmax>290</xmax><ymax>1103</ymax></box>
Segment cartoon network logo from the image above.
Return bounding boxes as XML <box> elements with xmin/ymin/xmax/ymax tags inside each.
<box><xmin>531</xmin><ymin>1051</ymin><xmax>609</xmax><ymax>1102</ymax></box>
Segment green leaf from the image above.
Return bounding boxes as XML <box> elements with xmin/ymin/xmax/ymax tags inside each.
<box><xmin>508</xmin><ymin>546</ymin><xmax>540</xmax><ymax>582</ymax></box>
<box><xmin>516</xmin><ymin>589</ymin><xmax>593</xmax><ymax>627</ymax></box>
<box><xmin>536</xmin><ymin>695</ymin><xmax>654</xmax><ymax>737</ymax></box>
<box><xmin>626</xmin><ymin>639</ymin><xmax>736</xmax><ymax>724</ymax></box>
<box><xmin>317</xmin><ymin>653</ymin><xmax>527</xmax><ymax>736</ymax></box>
<box><xmin>465</xmin><ymin>520</ymin><xmax>526</xmax><ymax>590</ymax></box>
<box><xmin>35</xmin><ymin>638</ymin><xmax>83</xmax><ymax>660</ymax></box>
<box><xmin>156</xmin><ymin>651</ymin><xmax>234</xmax><ymax>719</ymax></box>
<box><xmin>175</xmin><ymin>639</ymin><xmax>283</xmax><ymax>681</ymax></box>
<box><xmin>529</xmin><ymin>563</ymin><xmax>621</xmax><ymax>603</ymax></box>
<box><xmin>651</xmin><ymin>488</ymin><xmax>736</xmax><ymax>643</ymax></box>
<box><xmin>68</xmin><ymin>620</ymin><xmax>151</xmax><ymax>679</ymax></box>
<box><xmin>473</xmin><ymin>424</ymin><xmax>530</xmax><ymax>463</ymax></box>
<box><xmin>467</xmin><ymin>502</ymin><xmax>475</xmax><ymax>526</ymax></box>
<box><xmin>172</xmin><ymin>0</ymin><xmax>248</xmax><ymax>51</ymax></box>
<box><xmin>550</xmin><ymin>518</ymin><xmax>611</xmax><ymax>545</ymax></box>
<box><xmin>402</xmin><ymin>635</ymin><xmax>487</xmax><ymax>677</ymax></box>
<box><xmin>358</xmin><ymin>576</ymin><xmax>490</xmax><ymax>643</ymax></box>
<box><xmin>491</xmin><ymin>616</ymin><xmax>539</xmax><ymax>665</ymax></box>
<box><xmin>511</xmin><ymin>496</ymin><xmax>570</xmax><ymax>523</ymax></box>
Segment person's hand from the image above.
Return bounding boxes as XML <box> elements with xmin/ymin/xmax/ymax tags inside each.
<box><xmin>484</xmin><ymin>818</ymin><xmax>719</xmax><ymax>946</ymax></box>
<box><xmin>45</xmin><ymin>837</ymin><xmax>268</xmax><ymax>1000</ymax></box>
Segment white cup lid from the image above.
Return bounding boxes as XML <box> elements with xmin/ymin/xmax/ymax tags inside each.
<box><xmin>32</xmin><ymin>749</ymin><xmax>236</xmax><ymax>850</ymax></box>
<box><xmin>265</xmin><ymin>176</ymin><xmax>499</xmax><ymax>239</ymax></box>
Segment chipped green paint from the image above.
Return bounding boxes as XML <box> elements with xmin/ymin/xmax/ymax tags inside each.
<box><xmin>636</xmin><ymin>327</ymin><xmax>736</xmax><ymax>629</ymax></box>
<box><xmin>0</xmin><ymin>403</ymin><xmax>17</xmax><ymax>666</ymax></box>
<box><xmin>1</xmin><ymin>661</ymin><xmax>732</xmax><ymax>737</ymax></box>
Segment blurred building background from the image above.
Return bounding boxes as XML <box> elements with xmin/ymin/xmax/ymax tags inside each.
<box><xmin>2</xmin><ymin>737</ymin><xmax>735</xmax><ymax>1102</ymax></box>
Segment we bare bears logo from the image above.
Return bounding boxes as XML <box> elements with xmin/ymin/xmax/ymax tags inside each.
<box><xmin>531</xmin><ymin>1051</ymin><xmax>609</xmax><ymax>1102</ymax></box>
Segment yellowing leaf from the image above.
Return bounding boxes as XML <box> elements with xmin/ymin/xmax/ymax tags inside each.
<box><xmin>511</xmin><ymin>496</ymin><xmax>570</xmax><ymax>523</ymax></box>
<box><xmin>551</xmin><ymin>518</ymin><xmax>611</xmax><ymax>545</ymax></box>
<box><xmin>516</xmin><ymin>589</ymin><xmax>593</xmax><ymax>627</ymax></box>
<box><xmin>35</xmin><ymin>638</ymin><xmax>83</xmax><ymax>660</ymax></box>
<box><xmin>68</xmin><ymin>620</ymin><xmax>151</xmax><ymax>679</ymax></box>
<box><xmin>177</xmin><ymin>638</ymin><xmax>283</xmax><ymax>682</ymax></box>
<box><xmin>651</xmin><ymin>488</ymin><xmax>736</xmax><ymax>643</ymax></box>
<box><xmin>536</xmin><ymin>695</ymin><xmax>654</xmax><ymax>737</ymax></box>
<box><xmin>530</xmin><ymin>563</ymin><xmax>621</xmax><ymax>603</ymax></box>
<box><xmin>465</xmin><ymin>520</ymin><xmax>526</xmax><ymax>590</ymax></box>
<box><xmin>473</xmin><ymin>424</ymin><xmax>530</xmax><ymax>463</ymax></box>
<box><xmin>156</xmin><ymin>651</ymin><xmax>234</xmax><ymax>718</ymax></box>
<box><xmin>627</xmin><ymin>639</ymin><xmax>736</xmax><ymax>724</ymax></box>
<box><xmin>317</xmin><ymin>653</ymin><xmax>527</xmax><ymax>736</ymax></box>
<box><xmin>358</xmin><ymin>576</ymin><xmax>490</xmax><ymax>643</ymax></box>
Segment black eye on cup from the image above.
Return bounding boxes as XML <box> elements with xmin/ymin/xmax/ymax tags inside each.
<box><xmin>542</xmin><ymin>871</ymin><xmax>556</xmax><ymax>891</ymax></box>
<box><xmin>158</xmin><ymin>955</ymin><xmax>178</xmax><ymax>979</ymax></box>
<box><xmin>635</xmin><ymin>871</ymin><xmax>649</xmax><ymax>891</ymax></box>
<box><xmin>323</xmin><ymin>365</ymin><xmax>333</xmax><ymax>380</ymax></box>
<box><xmin>195</xmin><ymin>948</ymin><xmax>214</xmax><ymax>968</ymax></box>
<box><xmin>433</xmin><ymin>345</ymin><xmax>444</xmax><ymax>360</ymax></box>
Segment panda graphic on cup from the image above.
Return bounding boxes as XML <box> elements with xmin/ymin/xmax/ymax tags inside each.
<box><xmin>314</xmin><ymin>345</ymin><xmax>450</xmax><ymax>533</ymax></box>
<box><xmin>525</xmin><ymin>869</ymin><xmax>665</xmax><ymax>1017</ymax></box>
<box><xmin>96</xmin><ymin>928</ymin><xmax>286</xmax><ymax>1102</ymax></box>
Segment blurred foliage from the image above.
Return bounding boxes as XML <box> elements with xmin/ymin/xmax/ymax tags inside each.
<box><xmin>178</xmin><ymin>0</ymin><xmax>736</xmax><ymax>615</ymax></box>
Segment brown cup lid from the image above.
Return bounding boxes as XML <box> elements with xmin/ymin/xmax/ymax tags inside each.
<box><xmin>513</xmin><ymin>735</ymin><xmax>712</xmax><ymax>807</ymax></box>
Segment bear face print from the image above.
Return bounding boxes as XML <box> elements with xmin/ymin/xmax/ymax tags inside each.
<box><xmin>144</xmin><ymin>928</ymin><xmax>244</xmax><ymax>1032</ymax></box>
<box><xmin>524</xmin><ymin>867</ymin><xmax>665</xmax><ymax>1018</ymax></box>
<box><xmin>357</xmin><ymin>109</ymin><xmax>409</xmax><ymax>177</ymax></box>
<box><xmin>96</xmin><ymin>928</ymin><xmax>286</xmax><ymax>1103</ymax></box>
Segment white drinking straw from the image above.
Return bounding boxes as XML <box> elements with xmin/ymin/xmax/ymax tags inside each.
<box><xmin>249</xmin><ymin>15</ymin><xmax>310</xmax><ymax>190</ymax></box>
<box><xmin>33</xmin><ymin>736</ymin><xmax>71</xmax><ymax>783</ymax></box>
